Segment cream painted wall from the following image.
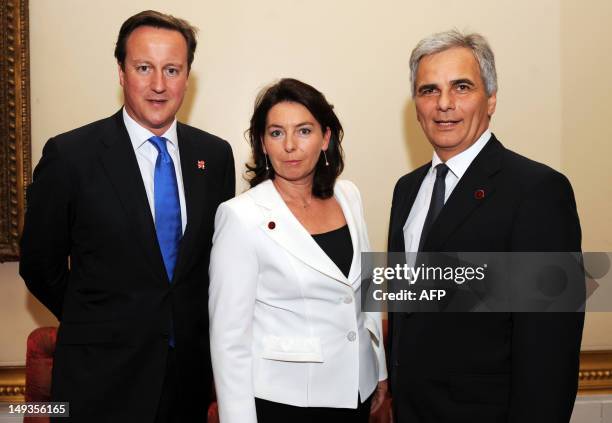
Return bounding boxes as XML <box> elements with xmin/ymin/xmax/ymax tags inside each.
<box><xmin>0</xmin><ymin>0</ymin><xmax>609</xmax><ymax>364</ymax></box>
<box><xmin>560</xmin><ymin>0</ymin><xmax>612</xmax><ymax>349</ymax></box>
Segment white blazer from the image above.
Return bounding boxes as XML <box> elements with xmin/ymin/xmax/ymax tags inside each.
<box><xmin>209</xmin><ymin>179</ymin><xmax>387</xmax><ymax>423</ymax></box>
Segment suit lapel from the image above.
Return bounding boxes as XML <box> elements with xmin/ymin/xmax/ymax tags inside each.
<box><xmin>250</xmin><ymin>180</ymin><xmax>351</xmax><ymax>286</ymax></box>
<box><xmin>171</xmin><ymin>124</ymin><xmax>208</xmax><ymax>284</ymax></box>
<box><xmin>423</xmin><ymin>136</ymin><xmax>503</xmax><ymax>251</ymax></box>
<box><xmin>98</xmin><ymin>111</ymin><xmax>167</xmax><ymax>284</ymax></box>
<box><xmin>333</xmin><ymin>183</ymin><xmax>362</xmax><ymax>285</ymax></box>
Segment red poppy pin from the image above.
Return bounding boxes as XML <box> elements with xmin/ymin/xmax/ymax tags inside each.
<box><xmin>474</xmin><ymin>189</ymin><xmax>485</xmax><ymax>200</ymax></box>
<box><xmin>268</xmin><ymin>221</ymin><xmax>276</xmax><ymax>230</ymax></box>
<box><xmin>197</xmin><ymin>160</ymin><xmax>206</xmax><ymax>170</ymax></box>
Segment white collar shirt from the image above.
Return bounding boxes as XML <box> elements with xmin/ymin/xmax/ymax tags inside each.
<box><xmin>403</xmin><ymin>129</ymin><xmax>492</xmax><ymax>252</ymax></box>
<box><xmin>122</xmin><ymin>107</ymin><xmax>187</xmax><ymax>233</ymax></box>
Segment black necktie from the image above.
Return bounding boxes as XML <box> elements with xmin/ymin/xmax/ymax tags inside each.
<box><xmin>418</xmin><ymin>163</ymin><xmax>449</xmax><ymax>251</ymax></box>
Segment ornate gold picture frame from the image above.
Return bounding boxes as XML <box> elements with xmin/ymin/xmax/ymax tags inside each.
<box><xmin>0</xmin><ymin>0</ymin><xmax>31</xmax><ymax>262</ymax></box>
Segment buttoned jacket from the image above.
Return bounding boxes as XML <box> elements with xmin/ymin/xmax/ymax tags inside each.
<box><xmin>209</xmin><ymin>179</ymin><xmax>387</xmax><ymax>423</ymax></box>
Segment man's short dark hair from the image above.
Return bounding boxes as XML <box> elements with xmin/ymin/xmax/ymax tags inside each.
<box><xmin>114</xmin><ymin>10</ymin><xmax>198</xmax><ymax>71</ymax></box>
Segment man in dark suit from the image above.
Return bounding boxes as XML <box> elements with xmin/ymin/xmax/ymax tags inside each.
<box><xmin>19</xmin><ymin>10</ymin><xmax>234</xmax><ymax>422</ymax></box>
<box><xmin>388</xmin><ymin>30</ymin><xmax>583</xmax><ymax>422</ymax></box>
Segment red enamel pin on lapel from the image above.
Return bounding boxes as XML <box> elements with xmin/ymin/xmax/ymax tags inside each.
<box><xmin>474</xmin><ymin>189</ymin><xmax>485</xmax><ymax>200</ymax></box>
<box><xmin>268</xmin><ymin>221</ymin><xmax>276</xmax><ymax>230</ymax></box>
<box><xmin>197</xmin><ymin>160</ymin><xmax>206</xmax><ymax>170</ymax></box>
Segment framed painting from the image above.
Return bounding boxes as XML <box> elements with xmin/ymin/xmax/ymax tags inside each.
<box><xmin>0</xmin><ymin>0</ymin><xmax>31</xmax><ymax>262</ymax></box>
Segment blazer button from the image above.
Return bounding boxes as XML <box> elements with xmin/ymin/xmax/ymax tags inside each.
<box><xmin>347</xmin><ymin>331</ymin><xmax>356</xmax><ymax>342</ymax></box>
<box><xmin>343</xmin><ymin>296</ymin><xmax>353</xmax><ymax>304</ymax></box>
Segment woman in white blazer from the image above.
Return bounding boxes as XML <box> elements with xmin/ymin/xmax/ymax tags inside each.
<box><xmin>209</xmin><ymin>78</ymin><xmax>387</xmax><ymax>423</ymax></box>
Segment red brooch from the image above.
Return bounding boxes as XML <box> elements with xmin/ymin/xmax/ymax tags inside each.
<box><xmin>268</xmin><ymin>221</ymin><xmax>276</xmax><ymax>230</ymax></box>
<box><xmin>197</xmin><ymin>160</ymin><xmax>206</xmax><ymax>170</ymax></box>
<box><xmin>474</xmin><ymin>189</ymin><xmax>485</xmax><ymax>200</ymax></box>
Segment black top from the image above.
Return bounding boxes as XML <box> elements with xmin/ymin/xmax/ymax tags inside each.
<box><xmin>312</xmin><ymin>224</ymin><xmax>353</xmax><ymax>278</ymax></box>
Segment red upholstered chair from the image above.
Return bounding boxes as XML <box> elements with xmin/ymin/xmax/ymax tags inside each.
<box><xmin>24</xmin><ymin>326</ymin><xmax>220</xmax><ymax>422</ymax></box>
<box><xmin>208</xmin><ymin>400</ymin><xmax>219</xmax><ymax>422</ymax></box>
<box><xmin>25</xmin><ymin>326</ymin><xmax>57</xmax><ymax>423</ymax></box>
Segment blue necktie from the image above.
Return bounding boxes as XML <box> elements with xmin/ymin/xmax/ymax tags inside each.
<box><xmin>149</xmin><ymin>136</ymin><xmax>182</xmax><ymax>281</ymax></box>
<box><xmin>149</xmin><ymin>136</ymin><xmax>181</xmax><ymax>347</ymax></box>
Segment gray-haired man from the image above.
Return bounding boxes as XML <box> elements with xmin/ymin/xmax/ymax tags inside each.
<box><xmin>387</xmin><ymin>30</ymin><xmax>583</xmax><ymax>422</ymax></box>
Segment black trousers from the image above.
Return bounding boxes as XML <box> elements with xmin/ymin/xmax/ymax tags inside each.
<box><xmin>255</xmin><ymin>394</ymin><xmax>372</xmax><ymax>423</ymax></box>
<box><xmin>154</xmin><ymin>348</ymin><xmax>181</xmax><ymax>423</ymax></box>
<box><xmin>154</xmin><ymin>347</ymin><xmax>212</xmax><ymax>423</ymax></box>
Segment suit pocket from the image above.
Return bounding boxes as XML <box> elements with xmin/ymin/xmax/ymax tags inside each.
<box><xmin>450</xmin><ymin>373</ymin><xmax>510</xmax><ymax>405</ymax></box>
<box><xmin>261</xmin><ymin>336</ymin><xmax>324</xmax><ymax>363</ymax></box>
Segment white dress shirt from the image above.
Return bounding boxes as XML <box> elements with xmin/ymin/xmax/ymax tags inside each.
<box><xmin>123</xmin><ymin>107</ymin><xmax>187</xmax><ymax>233</ymax></box>
<box><xmin>403</xmin><ymin>129</ymin><xmax>492</xmax><ymax>252</ymax></box>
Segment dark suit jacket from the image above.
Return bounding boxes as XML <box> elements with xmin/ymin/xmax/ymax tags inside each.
<box><xmin>387</xmin><ymin>135</ymin><xmax>583</xmax><ymax>423</ymax></box>
<box><xmin>20</xmin><ymin>110</ymin><xmax>235</xmax><ymax>422</ymax></box>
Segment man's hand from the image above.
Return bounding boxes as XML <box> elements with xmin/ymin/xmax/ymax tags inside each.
<box><xmin>370</xmin><ymin>379</ymin><xmax>389</xmax><ymax>414</ymax></box>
